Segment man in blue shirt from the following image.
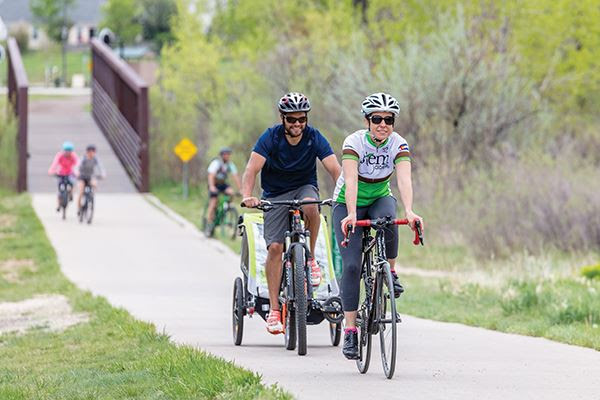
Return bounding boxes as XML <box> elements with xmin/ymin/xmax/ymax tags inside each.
<box><xmin>241</xmin><ymin>92</ymin><xmax>341</xmax><ymax>334</ymax></box>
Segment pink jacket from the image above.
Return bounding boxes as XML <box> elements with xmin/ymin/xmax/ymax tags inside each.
<box><xmin>48</xmin><ymin>151</ymin><xmax>79</xmax><ymax>176</ymax></box>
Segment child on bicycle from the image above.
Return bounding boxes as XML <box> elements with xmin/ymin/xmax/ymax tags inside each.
<box><xmin>48</xmin><ymin>141</ymin><xmax>79</xmax><ymax>212</ymax></box>
<box><xmin>332</xmin><ymin>93</ymin><xmax>423</xmax><ymax>360</ymax></box>
<box><xmin>77</xmin><ymin>144</ymin><xmax>106</xmax><ymax>214</ymax></box>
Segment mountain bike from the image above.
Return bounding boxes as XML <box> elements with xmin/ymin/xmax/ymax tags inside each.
<box><xmin>78</xmin><ymin>179</ymin><xmax>94</xmax><ymax>224</ymax></box>
<box><xmin>341</xmin><ymin>217</ymin><xmax>423</xmax><ymax>379</ymax></box>
<box><xmin>202</xmin><ymin>193</ymin><xmax>239</xmax><ymax>239</ymax></box>
<box><xmin>56</xmin><ymin>175</ymin><xmax>73</xmax><ymax>220</ymax></box>
<box><xmin>240</xmin><ymin>198</ymin><xmax>341</xmax><ymax>356</ymax></box>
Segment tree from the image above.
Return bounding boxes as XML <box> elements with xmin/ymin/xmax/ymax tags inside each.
<box><xmin>139</xmin><ymin>0</ymin><xmax>177</xmax><ymax>52</ymax></box>
<box><xmin>30</xmin><ymin>0</ymin><xmax>75</xmax><ymax>42</ymax></box>
<box><xmin>100</xmin><ymin>0</ymin><xmax>142</xmax><ymax>54</ymax></box>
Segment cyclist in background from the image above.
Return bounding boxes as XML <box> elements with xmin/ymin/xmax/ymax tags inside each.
<box><xmin>206</xmin><ymin>147</ymin><xmax>241</xmax><ymax>231</ymax></box>
<box><xmin>77</xmin><ymin>144</ymin><xmax>106</xmax><ymax>214</ymax></box>
<box><xmin>332</xmin><ymin>93</ymin><xmax>423</xmax><ymax>360</ymax></box>
<box><xmin>48</xmin><ymin>141</ymin><xmax>79</xmax><ymax>212</ymax></box>
<box><xmin>241</xmin><ymin>92</ymin><xmax>341</xmax><ymax>334</ymax></box>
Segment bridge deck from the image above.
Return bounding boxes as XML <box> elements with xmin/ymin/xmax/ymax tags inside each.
<box><xmin>28</xmin><ymin>96</ymin><xmax>136</xmax><ymax>193</ymax></box>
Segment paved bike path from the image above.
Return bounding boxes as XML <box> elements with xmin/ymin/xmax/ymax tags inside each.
<box><xmin>31</xmin><ymin>193</ymin><xmax>600</xmax><ymax>400</ymax></box>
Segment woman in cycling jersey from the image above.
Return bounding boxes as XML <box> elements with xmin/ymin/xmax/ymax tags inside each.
<box><xmin>332</xmin><ymin>92</ymin><xmax>424</xmax><ymax>360</ymax></box>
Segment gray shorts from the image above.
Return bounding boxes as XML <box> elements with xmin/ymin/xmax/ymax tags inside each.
<box><xmin>263</xmin><ymin>184</ymin><xmax>319</xmax><ymax>247</ymax></box>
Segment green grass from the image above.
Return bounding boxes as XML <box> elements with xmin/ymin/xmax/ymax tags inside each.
<box><xmin>1</xmin><ymin>45</ymin><xmax>91</xmax><ymax>86</ymax></box>
<box><xmin>0</xmin><ymin>192</ymin><xmax>290</xmax><ymax>399</ymax></box>
<box><xmin>399</xmin><ymin>274</ymin><xmax>600</xmax><ymax>350</ymax></box>
<box><xmin>152</xmin><ymin>181</ymin><xmax>242</xmax><ymax>253</ymax></box>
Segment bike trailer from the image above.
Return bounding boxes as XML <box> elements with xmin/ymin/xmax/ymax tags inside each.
<box><xmin>239</xmin><ymin>212</ymin><xmax>339</xmax><ymax>300</ymax></box>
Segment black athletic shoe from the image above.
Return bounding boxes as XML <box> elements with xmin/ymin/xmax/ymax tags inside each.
<box><xmin>391</xmin><ymin>272</ymin><xmax>405</xmax><ymax>298</ymax></box>
<box><xmin>342</xmin><ymin>330</ymin><xmax>359</xmax><ymax>360</ymax></box>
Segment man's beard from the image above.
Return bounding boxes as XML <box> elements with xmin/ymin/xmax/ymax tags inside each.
<box><xmin>284</xmin><ymin>127</ymin><xmax>303</xmax><ymax>137</ymax></box>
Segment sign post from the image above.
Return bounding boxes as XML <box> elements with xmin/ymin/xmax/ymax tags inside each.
<box><xmin>173</xmin><ymin>138</ymin><xmax>198</xmax><ymax>199</ymax></box>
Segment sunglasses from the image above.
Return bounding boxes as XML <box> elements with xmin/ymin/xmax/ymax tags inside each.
<box><xmin>284</xmin><ymin>116</ymin><xmax>307</xmax><ymax>124</ymax></box>
<box><xmin>368</xmin><ymin>115</ymin><xmax>395</xmax><ymax>125</ymax></box>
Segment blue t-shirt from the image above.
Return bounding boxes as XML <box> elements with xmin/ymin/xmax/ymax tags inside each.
<box><xmin>253</xmin><ymin>124</ymin><xmax>334</xmax><ymax>197</ymax></box>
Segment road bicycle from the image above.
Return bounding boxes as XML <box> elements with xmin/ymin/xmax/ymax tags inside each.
<box><xmin>341</xmin><ymin>217</ymin><xmax>423</xmax><ymax>379</ymax></box>
<box><xmin>234</xmin><ymin>198</ymin><xmax>343</xmax><ymax>356</ymax></box>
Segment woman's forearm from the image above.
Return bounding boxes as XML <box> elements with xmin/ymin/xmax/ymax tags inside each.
<box><xmin>396</xmin><ymin>162</ymin><xmax>413</xmax><ymax>213</ymax></box>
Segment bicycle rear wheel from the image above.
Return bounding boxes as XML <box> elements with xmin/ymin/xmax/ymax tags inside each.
<box><xmin>232</xmin><ymin>277</ymin><xmax>245</xmax><ymax>345</ymax></box>
<box><xmin>378</xmin><ymin>262</ymin><xmax>398</xmax><ymax>379</ymax></box>
<box><xmin>293</xmin><ymin>247</ymin><xmax>307</xmax><ymax>356</ymax></box>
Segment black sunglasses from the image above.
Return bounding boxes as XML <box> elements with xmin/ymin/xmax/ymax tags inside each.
<box><xmin>284</xmin><ymin>116</ymin><xmax>307</xmax><ymax>124</ymax></box>
<box><xmin>368</xmin><ymin>115</ymin><xmax>395</xmax><ymax>125</ymax></box>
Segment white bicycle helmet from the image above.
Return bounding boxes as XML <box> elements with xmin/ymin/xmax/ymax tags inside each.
<box><xmin>361</xmin><ymin>92</ymin><xmax>400</xmax><ymax>116</ymax></box>
<box><xmin>278</xmin><ymin>92</ymin><xmax>311</xmax><ymax>113</ymax></box>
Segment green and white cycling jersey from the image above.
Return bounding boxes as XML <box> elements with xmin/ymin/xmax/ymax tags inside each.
<box><xmin>333</xmin><ymin>129</ymin><xmax>411</xmax><ymax>207</ymax></box>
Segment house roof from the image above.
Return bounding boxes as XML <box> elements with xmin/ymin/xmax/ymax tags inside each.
<box><xmin>0</xmin><ymin>0</ymin><xmax>107</xmax><ymax>25</ymax></box>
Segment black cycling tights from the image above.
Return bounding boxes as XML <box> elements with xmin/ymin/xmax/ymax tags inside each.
<box><xmin>332</xmin><ymin>196</ymin><xmax>398</xmax><ymax>312</ymax></box>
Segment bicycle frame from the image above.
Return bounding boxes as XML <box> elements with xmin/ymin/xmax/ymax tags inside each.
<box><xmin>213</xmin><ymin>194</ymin><xmax>232</xmax><ymax>225</ymax></box>
<box><xmin>359</xmin><ymin>228</ymin><xmax>389</xmax><ymax>333</ymax></box>
<box><xmin>242</xmin><ymin>198</ymin><xmax>332</xmax><ymax>310</ymax></box>
<box><xmin>58</xmin><ymin>176</ymin><xmax>71</xmax><ymax>196</ymax></box>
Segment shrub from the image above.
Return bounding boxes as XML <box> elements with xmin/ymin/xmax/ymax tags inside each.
<box><xmin>582</xmin><ymin>264</ymin><xmax>600</xmax><ymax>280</ymax></box>
<box><xmin>0</xmin><ymin>97</ymin><xmax>18</xmax><ymax>190</ymax></box>
<box><xmin>9</xmin><ymin>22</ymin><xmax>29</xmax><ymax>52</ymax></box>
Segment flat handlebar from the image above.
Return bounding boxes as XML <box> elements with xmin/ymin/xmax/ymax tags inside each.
<box><xmin>241</xmin><ymin>198</ymin><xmax>333</xmax><ymax>211</ymax></box>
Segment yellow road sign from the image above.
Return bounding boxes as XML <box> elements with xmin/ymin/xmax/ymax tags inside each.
<box><xmin>174</xmin><ymin>138</ymin><xmax>198</xmax><ymax>163</ymax></box>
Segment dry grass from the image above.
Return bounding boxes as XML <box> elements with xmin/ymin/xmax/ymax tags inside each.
<box><xmin>0</xmin><ymin>294</ymin><xmax>89</xmax><ymax>335</ymax></box>
<box><xmin>0</xmin><ymin>214</ymin><xmax>16</xmax><ymax>230</ymax></box>
<box><xmin>0</xmin><ymin>259</ymin><xmax>36</xmax><ymax>283</ymax></box>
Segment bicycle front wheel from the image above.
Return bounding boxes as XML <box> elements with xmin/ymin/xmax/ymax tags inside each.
<box><xmin>293</xmin><ymin>247</ymin><xmax>307</xmax><ymax>356</ymax></box>
<box><xmin>86</xmin><ymin>196</ymin><xmax>94</xmax><ymax>224</ymax></box>
<box><xmin>378</xmin><ymin>262</ymin><xmax>398</xmax><ymax>379</ymax></box>
<box><xmin>356</xmin><ymin>263</ymin><xmax>372</xmax><ymax>373</ymax></box>
<box><xmin>79</xmin><ymin>201</ymin><xmax>86</xmax><ymax>223</ymax></box>
<box><xmin>356</xmin><ymin>306</ymin><xmax>372</xmax><ymax>373</ymax></box>
<box><xmin>60</xmin><ymin>191</ymin><xmax>68</xmax><ymax>220</ymax></box>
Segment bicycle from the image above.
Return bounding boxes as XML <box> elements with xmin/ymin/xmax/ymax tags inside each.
<box><xmin>341</xmin><ymin>217</ymin><xmax>423</xmax><ymax>379</ymax></box>
<box><xmin>202</xmin><ymin>193</ymin><xmax>239</xmax><ymax>239</ymax></box>
<box><xmin>238</xmin><ymin>198</ymin><xmax>343</xmax><ymax>356</ymax></box>
<box><xmin>56</xmin><ymin>175</ymin><xmax>73</xmax><ymax>220</ymax></box>
<box><xmin>78</xmin><ymin>179</ymin><xmax>94</xmax><ymax>224</ymax></box>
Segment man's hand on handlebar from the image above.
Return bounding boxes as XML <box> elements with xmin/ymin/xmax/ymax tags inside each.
<box><xmin>241</xmin><ymin>196</ymin><xmax>260</xmax><ymax>208</ymax></box>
